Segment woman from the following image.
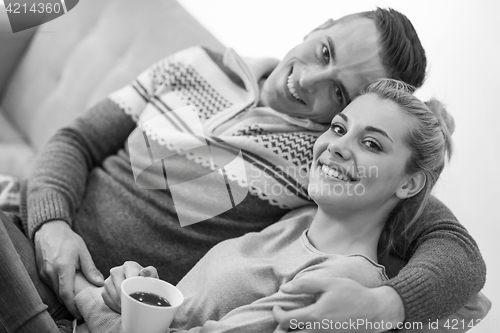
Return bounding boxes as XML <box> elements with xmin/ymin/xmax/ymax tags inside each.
<box><xmin>67</xmin><ymin>78</ymin><xmax>455</xmax><ymax>332</ymax></box>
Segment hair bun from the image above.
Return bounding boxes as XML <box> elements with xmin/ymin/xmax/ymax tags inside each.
<box><xmin>424</xmin><ymin>98</ymin><xmax>455</xmax><ymax>136</ymax></box>
<box><xmin>425</xmin><ymin>98</ymin><xmax>454</xmax><ymax>160</ymax></box>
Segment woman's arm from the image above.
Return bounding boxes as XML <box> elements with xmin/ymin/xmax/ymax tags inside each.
<box><xmin>75</xmin><ymin>257</ymin><xmax>385</xmax><ymax>333</ymax></box>
<box><xmin>75</xmin><ymin>279</ymin><xmax>320</xmax><ymax>333</ymax></box>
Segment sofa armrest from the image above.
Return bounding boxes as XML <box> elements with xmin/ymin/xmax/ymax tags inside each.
<box><xmin>0</xmin><ymin>7</ymin><xmax>36</xmax><ymax>98</ymax></box>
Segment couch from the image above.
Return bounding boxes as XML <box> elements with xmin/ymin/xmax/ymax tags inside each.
<box><xmin>0</xmin><ymin>0</ymin><xmax>491</xmax><ymax>329</ymax></box>
<box><xmin>0</xmin><ymin>0</ymin><xmax>224</xmax><ymax>177</ymax></box>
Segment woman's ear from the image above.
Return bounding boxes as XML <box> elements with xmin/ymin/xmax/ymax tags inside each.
<box><xmin>396</xmin><ymin>172</ymin><xmax>426</xmax><ymax>199</ymax></box>
<box><xmin>304</xmin><ymin>19</ymin><xmax>335</xmax><ymax>40</ymax></box>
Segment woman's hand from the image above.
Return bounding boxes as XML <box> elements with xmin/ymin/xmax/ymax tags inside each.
<box><xmin>102</xmin><ymin>261</ymin><xmax>159</xmax><ymax>313</ymax></box>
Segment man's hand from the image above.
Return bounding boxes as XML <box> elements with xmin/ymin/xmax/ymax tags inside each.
<box><xmin>34</xmin><ymin>220</ymin><xmax>104</xmax><ymax>319</ymax></box>
<box><xmin>273</xmin><ymin>277</ymin><xmax>405</xmax><ymax>333</ymax></box>
<box><xmin>74</xmin><ymin>271</ymin><xmax>97</xmax><ymax>295</ymax></box>
<box><xmin>102</xmin><ymin>261</ymin><xmax>159</xmax><ymax>313</ymax></box>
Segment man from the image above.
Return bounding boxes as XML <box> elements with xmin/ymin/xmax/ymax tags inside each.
<box><xmin>1</xmin><ymin>7</ymin><xmax>485</xmax><ymax>331</ymax></box>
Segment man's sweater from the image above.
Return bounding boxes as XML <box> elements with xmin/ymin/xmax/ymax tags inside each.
<box><xmin>21</xmin><ymin>47</ymin><xmax>486</xmax><ymax>322</ymax></box>
<box><xmin>75</xmin><ymin>208</ymin><xmax>388</xmax><ymax>333</ymax></box>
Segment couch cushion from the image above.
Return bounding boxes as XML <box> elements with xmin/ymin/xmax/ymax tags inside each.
<box><xmin>0</xmin><ymin>14</ymin><xmax>36</xmax><ymax>98</ymax></box>
<box><xmin>1</xmin><ymin>0</ymin><xmax>224</xmax><ymax>153</ymax></box>
<box><xmin>0</xmin><ymin>109</ymin><xmax>35</xmax><ymax>177</ymax></box>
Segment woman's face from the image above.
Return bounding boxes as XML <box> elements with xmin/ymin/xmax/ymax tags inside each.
<box><xmin>308</xmin><ymin>93</ymin><xmax>414</xmax><ymax>211</ymax></box>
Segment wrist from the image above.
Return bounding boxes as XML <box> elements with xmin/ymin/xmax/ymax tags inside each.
<box><xmin>372</xmin><ymin>286</ymin><xmax>405</xmax><ymax>326</ymax></box>
<box><xmin>35</xmin><ymin>220</ymin><xmax>70</xmax><ymax>243</ymax></box>
<box><xmin>37</xmin><ymin>220</ymin><xmax>69</xmax><ymax>233</ymax></box>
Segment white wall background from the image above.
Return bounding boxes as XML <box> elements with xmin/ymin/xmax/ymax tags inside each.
<box><xmin>178</xmin><ymin>0</ymin><xmax>500</xmax><ymax>331</ymax></box>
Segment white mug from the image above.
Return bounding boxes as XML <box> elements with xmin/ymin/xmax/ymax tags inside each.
<box><xmin>121</xmin><ymin>276</ymin><xmax>184</xmax><ymax>333</ymax></box>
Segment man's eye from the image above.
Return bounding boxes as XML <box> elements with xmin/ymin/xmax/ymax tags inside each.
<box><xmin>322</xmin><ymin>45</ymin><xmax>330</xmax><ymax>63</ymax></box>
<box><xmin>363</xmin><ymin>139</ymin><xmax>382</xmax><ymax>152</ymax></box>
<box><xmin>334</xmin><ymin>85</ymin><xmax>344</xmax><ymax>104</ymax></box>
<box><xmin>330</xmin><ymin>123</ymin><xmax>346</xmax><ymax>135</ymax></box>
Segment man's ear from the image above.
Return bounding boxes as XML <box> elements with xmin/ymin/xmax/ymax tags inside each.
<box><xmin>303</xmin><ymin>18</ymin><xmax>335</xmax><ymax>41</ymax></box>
<box><xmin>396</xmin><ymin>172</ymin><xmax>426</xmax><ymax>199</ymax></box>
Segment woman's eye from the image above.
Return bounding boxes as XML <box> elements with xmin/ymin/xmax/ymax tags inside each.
<box><xmin>330</xmin><ymin>123</ymin><xmax>346</xmax><ymax>135</ymax></box>
<box><xmin>322</xmin><ymin>45</ymin><xmax>330</xmax><ymax>63</ymax></box>
<box><xmin>363</xmin><ymin>139</ymin><xmax>382</xmax><ymax>152</ymax></box>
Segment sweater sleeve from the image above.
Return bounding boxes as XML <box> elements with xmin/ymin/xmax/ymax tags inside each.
<box><xmin>74</xmin><ymin>257</ymin><xmax>385</xmax><ymax>333</ymax></box>
<box><xmin>24</xmin><ymin>99</ymin><xmax>136</xmax><ymax>240</ymax></box>
<box><xmin>170</xmin><ymin>259</ymin><xmax>385</xmax><ymax>333</ymax></box>
<box><xmin>23</xmin><ymin>50</ymin><xmax>183</xmax><ymax>241</ymax></box>
<box><xmin>384</xmin><ymin>196</ymin><xmax>486</xmax><ymax>323</ymax></box>
<box><xmin>75</xmin><ymin>287</ymin><xmax>122</xmax><ymax>333</ymax></box>
<box><xmin>75</xmin><ymin>286</ymin><xmax>315</xmax><ymax>333</ymax></box>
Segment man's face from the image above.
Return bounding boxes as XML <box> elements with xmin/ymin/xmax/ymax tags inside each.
<box><xmin>260</xmin><ymin>17</ymin><xmax>388</xmax><ymax>124</ymax></box>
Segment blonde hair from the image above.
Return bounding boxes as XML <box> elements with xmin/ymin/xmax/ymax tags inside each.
<box><xmin>364</xmin><ymin>79</ymin><xmax>454</xmax><ymax>256</ymax></box>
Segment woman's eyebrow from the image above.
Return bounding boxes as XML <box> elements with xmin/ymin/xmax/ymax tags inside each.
<box><xmin>336</xmin><ymin>113</ymin><xmax>393</xmax><ymax>142</ymax></box>
<box><xmin>365</xmin><ymin>126</ymin><xmax>393</xmax><ymax>142</ymax></box>
<box><xmin>336</xmin><ymin>113</ymin><xmax>348</xmax><ymax>122</ymax></box>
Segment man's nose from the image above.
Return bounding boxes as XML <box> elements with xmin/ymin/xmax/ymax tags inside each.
<box><xmin>299</xmin><ymin>66</ymin><xmax>337</xmax><ymax>93</ymax></box>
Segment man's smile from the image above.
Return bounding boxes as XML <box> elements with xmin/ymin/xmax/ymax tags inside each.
<box><xmin>286</xmin><ymin>72</ymin><xmax>305</xmax><ymax>104</ymax></box>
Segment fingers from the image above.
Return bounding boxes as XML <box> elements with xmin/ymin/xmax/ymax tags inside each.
<box><xmin>104</xmin><ymin>261</ymin><xmax>144</xmax><ymax>311</ymax></box>
<box><xmin>273</xmin><ymin>321</ymin><xmax>289</xmax><ymax>333</ymax></box>
<box><xmin>273</xmin><ymin>306</ymin><xmax>291</xmax><ymax>331</ymax></box>
<box><xmin>123</xmin><ymin>261</ymin><xmax>143</xmax><ymax>279</ymax></box>
<box><xmin>104</xmin><ymin>267</ymin><xmax>123</xmax><ymax>310</ymax></box>
<box><xmin>273</xmin><ymin>305</ymin><xmax>317</xmax><ymax>330</ymax></box>
<box><xmin>41</xmin><ymin>264</ymin><xmax>61</xmax><ymax>302</ymax></box>
<box><xmin>140</xmin><ymin>266</ymin><xmax>159</xmax><ymax>278</ymax></box>
<box><xmin>280</xmin><ymin>277</ymin><xmax>336</xmax><ymax>295</ymax></box>
<box><xmin>58</xmin><ymin>266</ymin><xmax>81</xmax><ymax>319</ymax></box>
<box><xmin>79</xmin><ymin>245</ymin><xmax>104</xmax><ymax>286</ymax></box>
<box><xmin>102</xmin><ymin>288</ymin><xmax>121</xmax><ymax>314</ymax></box>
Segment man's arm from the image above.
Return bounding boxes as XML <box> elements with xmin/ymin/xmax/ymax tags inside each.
<box><xmin>27</xmin><ymin>98</ymin><xmax>137</xmax><ymax>240</ymax></box>
<box><xmin>384</xmin><ymin>196</ymin><xmax>486</xmax><ymax>322</ymax></box>
<box><xmin>26</xmin><ymin>50</ymin><xmax>182</xmax><ymax>317</ymax></box>
<box><xmin>28</xmin><ymin>98</ymin><xmax>137</xmax><ymax>317</ymax></box>
<box><xmin>273</xmin><ymin>278</ymin><xmax>404</xmax><ymax>333</ymax></box>
<box><xmin>274</xmin><ymin>196</ymin><xmax>486</xmax><ymax>330</ymax></box>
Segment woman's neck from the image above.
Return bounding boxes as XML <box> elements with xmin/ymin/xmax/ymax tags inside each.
<box><xmin>307</xmin><ymin>205</ymin><xmax>389</xmax><ymax>262</ymax></box>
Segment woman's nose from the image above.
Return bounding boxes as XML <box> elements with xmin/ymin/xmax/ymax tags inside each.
<box><xmin>327</xmin><ymin>140</ymin><xmax>352</xmax><ymax>161</ymax></box>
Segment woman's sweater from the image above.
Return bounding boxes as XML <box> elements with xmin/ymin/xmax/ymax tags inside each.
<box><xmin>75</xmin><ymin>208</ymin><xmax>388</xmax><ymax>333</ymax></box>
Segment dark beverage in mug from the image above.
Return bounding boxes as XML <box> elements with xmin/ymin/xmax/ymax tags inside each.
<box><xmin>129</xmin><ymin>292</ymin><xmax>172</xmax><ymax>307</ymax></box>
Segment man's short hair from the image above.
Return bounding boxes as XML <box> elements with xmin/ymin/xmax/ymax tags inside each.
<box><xmin>357</xmin><ymin>7</ymin><xmax>427</xmax><ymax>88</ymax></box>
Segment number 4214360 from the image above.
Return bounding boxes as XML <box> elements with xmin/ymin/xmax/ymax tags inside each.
<box><xmin>5</xmin><ymin>2</ymin><xmax>63</xmax><ymax>14</ymax></box>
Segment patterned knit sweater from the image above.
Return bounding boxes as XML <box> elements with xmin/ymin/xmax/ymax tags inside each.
<box><xmin>21</xmin><ymin>47</ymin><xmax>485</xmax><ymax>322</ymax></box>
